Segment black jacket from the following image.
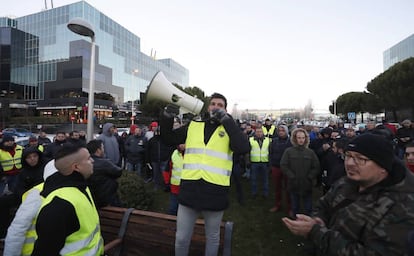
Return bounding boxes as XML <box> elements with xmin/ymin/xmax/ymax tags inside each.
<box><xmin>33</xmin><ymin>171</ymin><xmax>91</xmax><ymax>256</ymax></box>
<box><xmin>43</xmin><ymin>139</ymin><xmax>66</xmax><ymax>161</ymax></box>
<box><xmin>13</xmin><ymin>146</ymin><xmax>46</xmax><ymax>197</ymax></box>
<box><xmin>160</xmin><ymin>113</ymin><xmax>251</xmax><ymax>211</ymax></box>
<box><xmin>270</xmin><ymin>136</ymin><xmax>292</xmax><ymax>167</ymax></box>
<box><xmin>146</xmin><ymin>135</ymin><xmax>175</xmax><ymax>163</ymax></box>
<box><xmin>88</xmin><ymin>155</ymin><xmax>122</xmax><ymax>208</ymax></box>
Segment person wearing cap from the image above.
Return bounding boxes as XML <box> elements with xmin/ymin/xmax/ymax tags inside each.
<box><xmin>0</xmin><ymin>135</ymin><xmax>24</xmax><ymax>194</ymax></box>
<box><xmin>26</xmin><ymin>136</ymin><xmax>44</xmax><ymax>152</ymax></box>
<box><xmin>32</xmin><ymin>144</ymin><xmax>103</xmax><ymax>255</ymax></box>
<box><xmin>4</xmin><ymin>159</ymin><xmax>58</xmax><ymax>256</ymax></box>
<box><xmin>145</xmin><ymin>121</ymin><xmax>159</xmax><ymax>140</ymax></box>
<box><xmin>282</xmin><ymin>133</ymin><xmax>414</xmax><ymax>256</ymax></box>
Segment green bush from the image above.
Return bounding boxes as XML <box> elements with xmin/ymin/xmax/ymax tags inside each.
<box><xmin>117</xmin><ymin>171</ymin><xmax>153</xmax><ymax>210</ymax></box>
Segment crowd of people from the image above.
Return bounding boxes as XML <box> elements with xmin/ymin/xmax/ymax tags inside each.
<box><xmin>1</xmin><ymin>94</ymin><xmax>414</xmax><ymax>255</ymax></box>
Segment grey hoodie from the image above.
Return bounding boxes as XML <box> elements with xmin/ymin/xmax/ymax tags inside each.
<box><xmin>97</xmin><ymin>123</ymin><xmax>120</xmax><ymax>165</ymax></box>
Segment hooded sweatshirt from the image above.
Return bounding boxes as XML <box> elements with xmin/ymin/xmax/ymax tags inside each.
<box><xmin>13</xmin><ymin>147</ymin><xmax>46</xmax><ymax>197</ymax></box>
<box><xmin>97</xmin><ymin>123</ymin><xmax>120</xmax><ymax>165</ymax></box>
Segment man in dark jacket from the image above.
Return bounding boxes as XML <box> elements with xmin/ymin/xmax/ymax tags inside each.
<box><xmin>269</xmin><ymin>124</ymin><xmax>292</xmax><ymax>213</ymax></box>
<box><xmin>125</xmin><ymin>126</ymin><xmax>147</xmax><ymax>177</ymax></box>
<box><xmin>147</xmin><ymin>127</ymin><xmax>174</xmax><ymax>190</ymax></box>
<box><xmin>87</xmin><ymin>139</ymin><xmax>122</xmax><ymax>208</ymax></box>
<box><xmin>161</xmin><ymin>92</ymin><xmax>250</xmax><ymax>256</ymax></box>
<box><xmin>43</xmin><ymin>131</ymin><xmax>66</xmax><ymax>161</ymax></box>
<box><xmin>282</xmin><ymin>133</ymin><xmax>414</xmax><ymax>256</ymax></box>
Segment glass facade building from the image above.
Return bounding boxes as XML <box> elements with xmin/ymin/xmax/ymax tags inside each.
<box><xmin>383</xmin><ymin>34</ymin><xmax>414</xmax><ymax>71</ymax></box>
<box><xmin>0</xmin><ymin>0</ymin><xmax>188</xmax><ymax>120</ymax></box>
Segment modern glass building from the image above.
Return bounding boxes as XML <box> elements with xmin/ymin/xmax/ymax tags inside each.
<box><xmin>383</xmin><ymin>34</ymin><xmax>414</xmax><ymax>71</ymax></box>
<box><xmin>0</xmin><ymin>0</ymin><xmax>188</xmax><ymax>122</ymax></box>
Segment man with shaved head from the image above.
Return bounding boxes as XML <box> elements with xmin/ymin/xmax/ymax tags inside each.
<box><xmin>32</xmin><ymin>144</ymin><xmax>104</xmax><ymax>256</ymax></box>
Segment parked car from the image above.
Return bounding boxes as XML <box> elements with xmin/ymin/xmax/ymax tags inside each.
<box><xmin>2</xmin><ymin>128</ymin><xmax>33</xmax><ymax>137</ymax></box>
<box><xmin>15</xmin><ymin>137</ymin><xmax>29</xmax><ymax>147</ymax></box>
<box><xmin>117</xmin><ymin>127</ymin><xmax>130</xmax><ymax>136</ymax></box>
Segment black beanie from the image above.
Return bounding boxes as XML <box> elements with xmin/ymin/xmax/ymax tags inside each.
<box><xmin>346</xmin><ymin>133</ymin><xmax>394</xmax><ymax>172</ymax></box>
<box><xmin>1</xmin><ymin>135</ymin><xmax>15</xmax><ymax>143</ymax></box>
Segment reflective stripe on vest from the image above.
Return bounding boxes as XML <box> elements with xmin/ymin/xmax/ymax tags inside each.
<box><xmin>249</xmin><ymin>137</ymin><xmax>270</xmax><ymax>162</ymax></box>
<box><xmin>183</xmin><ymin>121</ymin><xmax>233</xmax><ymax>186</ymax></box>
<box><xmin>21</xmin><ymin>183</ymin><xmax>44</xmax><ymax>256</ymax></box>
<box><xmin>41</xmin><ymin>187</ymin><xmax>104</xmax><ymax>256</ymax></box>
<box><xmin>171</xmin><ymin>149</ymin><xmax>183</xmax><ymax>186</ymax></box>
<box><xmin>0</xmin><ymin>145</ymin><xmax>23</xmax><ymax>171</ymax></box>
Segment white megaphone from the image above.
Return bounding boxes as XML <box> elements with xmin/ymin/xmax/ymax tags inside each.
<box><xmin>146</xmin><ymin>71</ymin><xmax>204</xmax><ymax>115</ymax></box>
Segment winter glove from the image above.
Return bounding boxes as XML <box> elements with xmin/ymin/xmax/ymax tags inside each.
<box><xmin>163</xmin><ymin>104</ymin><xmax>180</xmax><ymax>119</ymax></box>
<box><xmin>211</xmin><ymin>108</ymin><xmax>230</xmax><ymax>123</ymax></box>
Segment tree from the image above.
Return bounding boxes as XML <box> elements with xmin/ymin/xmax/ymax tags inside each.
<box><xmin>367</xmin><ymin>57</ymin><xmax>414</xmax><ymax>121</ymax></box>
<box><xmin>334</xmin><ymin>92</ymin><xmax>367</xmax><ymax>122</ymax></box>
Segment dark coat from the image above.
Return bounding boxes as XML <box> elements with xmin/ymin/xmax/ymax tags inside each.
<box><xmin>88</xmin><ymin>155</ymin><xmax>122</xmax><ymax>208</ymax></box>
<box><xmin>13</xmin><ymin>146</ymin><xmax>46</xmax><ymax>197</ymax></box>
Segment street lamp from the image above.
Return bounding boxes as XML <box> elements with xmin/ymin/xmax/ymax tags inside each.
<box><xmin>67</xmin><ymin>18</ymin><xmax>96</xmax><ymax>142</ymax></box>
<box><xmin>131</xmin><ymin>69</ymin><xmax>139</xmax><ymax>125</ymax></box>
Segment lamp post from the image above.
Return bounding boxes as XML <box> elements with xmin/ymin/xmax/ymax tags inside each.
<box><xmin>131</xmin><ymin>69</ymin><xmax>139</xmax><ymax>125</ymax></box>
<box><xmin>67</xmin><ymin>18</ymin><xmax>96</xmax><ymax>142</ymax></box>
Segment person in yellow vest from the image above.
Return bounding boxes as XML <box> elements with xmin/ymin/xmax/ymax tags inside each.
<box><xmin>4</xmin><ymin>159</ymin><xmax>58</xmax><ymax>256</ymax></box>
<box><xmin>163</xmin><ymin>143</ymin><xmax>185</xmax><ymax>215</ymax></box>
<box><xmin>32</xmin><ymin>144</ymin><xmax>104</xmax><ymax>255</ymax></box>
<box><xmin>246</xmin><ymin>128</ymin><xmax>271</xmax><ymax>198</ymax></box>
<box><xmin>161</xmin><ymin>92</ymin><xmax>250</xmax><ymax>256</ymax></box>
<box><xmin>262</xmin><ymin>118</ymin><xmax>276</xmax><ymax>138</ymax></box>
<box><xmin>0</xmin><ymin>135</ymin><xmax>24</xmax><ymax>195</ymax></box>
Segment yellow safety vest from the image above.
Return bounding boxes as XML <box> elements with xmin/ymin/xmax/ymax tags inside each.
<box><xmin>249</xmin><ymin>137</ymin><xmax>270</xmax><ymax>162</ymax></box>
<box><xmin>170</xmin><ymin>149</ymin><xmax>183</xmax><ymax>186</ymax></box>
<box><xmin>0</xmin><ymin>145</ymin><xmax>23</xmax><ymax>171</ymax></box>
<box><xmin>182</xmin><ymin>121</ymin><xmax>233</xmax><ymax>186</ymax></box>
<box><xmin>21</xmin><ymin>183</ymin><xmax>44</xmax><ymax>256</ymax></box>
<box><xmin>40</xmin><ymin>187</ymin><xmax>104</xmax><ymax>256</ymax></box>
<box><xmin>262</xmin><ymin>125</ymin><xmax>275</xmax><ymax>137</ymax></box>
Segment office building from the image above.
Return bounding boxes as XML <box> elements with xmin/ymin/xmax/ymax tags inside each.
<box><xmin>383</xmin><ymin>34</ymin><xmax>414</xmax><ymax>70</ymax></box>
<box><xmin>0</xmin><ymin>1</ymin><xmax>188</xmax><ymax>122</ymax></box>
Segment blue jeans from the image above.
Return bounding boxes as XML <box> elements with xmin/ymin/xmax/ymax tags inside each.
<box><xmin>250</xmin><ymin>162</ymin><xmax>269</xmax><ymax>197</ymax></box>
<box><xmin>175</xmin><ymin>204</ymin><xmax>224</xmax><ymax>256</ymax></box>
<box><xmin>168</xmin><ymin>193</ymin><xmax>179</xmax><ymax>215</ymax></box>
<box><xmin>126</xmin><ymin>162</ymin><xmax>142</xmax><ymax>176</ymax></box>
<box><xmin>290</xmin><ymin>192</ymin><xmax>313</xmax><ymax>217</ymax></box>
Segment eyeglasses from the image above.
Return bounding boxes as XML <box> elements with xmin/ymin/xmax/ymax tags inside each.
<box><xmin>344</xmin><ymin>152</ymin><xmax>371</xmax><ymax>166</ymax></box>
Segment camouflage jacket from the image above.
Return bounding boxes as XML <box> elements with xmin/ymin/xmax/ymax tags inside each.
<box><xmin>309</xmin><ymin>159</ymin><xmax>414</xmax><ymax>256</ymax></box>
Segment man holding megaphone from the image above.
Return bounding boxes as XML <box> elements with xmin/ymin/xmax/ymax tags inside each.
<box><xmin>160</xmin><ymin>92</ymin><xmax>251</xmax><ymax>256</ymax></box>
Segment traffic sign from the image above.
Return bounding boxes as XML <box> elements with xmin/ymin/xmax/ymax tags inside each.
<box><xmin>347</xmin><ymin>112</ymin><xmax>356</xmax><ymax>120</ymax></box>
<box><xmin>70</xmin><ymin>115</ymin><xmax>76</xmax><ymax>121</ymax></box>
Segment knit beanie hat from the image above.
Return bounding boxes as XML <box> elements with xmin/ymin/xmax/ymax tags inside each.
<box><xmin>346</xmin><ymin>133</ymin><xmax>394</xmax><ymax>172</ymax></box>
<box><xmin>1</xmin><ymin>135</ymin><xmax>14</xmax><ymax>143</ymax></box>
